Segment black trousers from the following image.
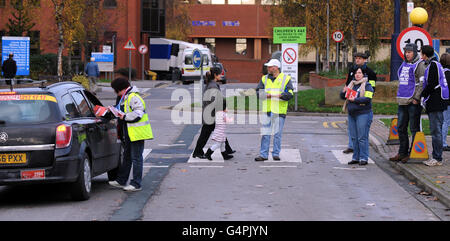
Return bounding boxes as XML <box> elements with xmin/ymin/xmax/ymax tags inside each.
<box><xmin>193</xmin><ymin>123</ymin><xmax>232</xmax><ymax>155</ymax></box>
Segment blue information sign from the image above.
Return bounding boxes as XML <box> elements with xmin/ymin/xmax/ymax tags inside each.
<box><xmin>192</xmin><ymin>49</ymin><xmax>202</xmax><ymax>69</ymax></box>
<box><xmin>1</xmin><ymin>36</ymin><xmax>30</xmax><ymax>76</ymax></box>
<box><xmin>91</xmin><ymin>52</ymin><xmax>114</xmax><ymax>62</ymax></box>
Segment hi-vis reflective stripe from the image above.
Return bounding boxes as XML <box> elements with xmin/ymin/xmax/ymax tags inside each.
<box><xmin>128</xmin><ymin>120</ymin><xmax>151</xmax><ymax>127</ymax></box>
<box><xmin>369</xmin><ymin>80</ymin><xmax>376</xmax><ymax>87</ymax></box>
<box><xmin>364</xmin><ymin>91</ymin><xmax>373</xmax><ymax>98</ymax></box>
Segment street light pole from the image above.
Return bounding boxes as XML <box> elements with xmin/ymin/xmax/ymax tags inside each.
<box><xmin>326</xmin><ymin>0</ymin><xmax>330</xmax><ymax>72</ymax></box>
<box><xmin>390</xmin><ymin>0</ymin><xmax>402</xmax><ymax>82</ymax></box>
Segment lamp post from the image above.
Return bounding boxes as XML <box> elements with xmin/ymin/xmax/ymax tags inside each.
<box><xmin>389</xmin><ymin>0</ymin><xmax>402</xmax><ymax>82</ymax></box>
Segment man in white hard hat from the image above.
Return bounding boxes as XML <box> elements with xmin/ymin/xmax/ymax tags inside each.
<box><xmin>85</xmin><ymin>57</ymin><xmax>100</xmax><ymax>93</ymax></box>
<box><xmin>254</xmin><ymin>59</ymin><xmax>294</xmax><ymax>161</ymax></box>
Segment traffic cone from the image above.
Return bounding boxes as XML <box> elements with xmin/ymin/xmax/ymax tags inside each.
<box><xmin>409</xmin><ymin>131</ymin><xmax>429</xmax><ymax>160</ymax></box>
<box><xmin>386</xmin><ymin>117</ymin><xmax>400</xmax><ymax>145</ymax></box>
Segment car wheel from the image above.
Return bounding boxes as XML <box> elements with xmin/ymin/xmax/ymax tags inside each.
<box><xmin>107</xmin><ymin>144</ymin><xmax>123</xmax><ymax>181</ymax></box>
<box><xmin>71</xmin><ymin>153</ymin><xmax>92</xmax><ymax>201</ymax></box>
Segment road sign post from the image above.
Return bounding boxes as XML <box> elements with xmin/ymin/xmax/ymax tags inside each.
<box><xmin>332</xmin><ymin>31</ymin><xmax>344</xmax><ymax>74</ymax></box>
<box><xmin>282</xmin><ymin>43</ymin><xmax>299</xmax><ymax>111</ymax></box>
<box><xmin>192</xmin><ymin>49</ymin><xmax>203</xmax><ymax>93</ymax></box>
<box><xmin>138</xmin><ymin>45</ymin><xmax>148</xmax><ymax>80</ymax></box>
<box><xmin>274</xmin><ymin>27</ymin><xmax>306</xmax><ymax>112</ymax></box>
<box><xmin>123</xmin><ymin>38</ymin><xmax>137</xmax><ymax>81</ymax></box>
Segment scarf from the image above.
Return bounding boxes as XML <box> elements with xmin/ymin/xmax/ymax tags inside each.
<box><xmin>342</xmin><ymin>78</ymin><xmax>367</xmax><ymax>112</ymax></box>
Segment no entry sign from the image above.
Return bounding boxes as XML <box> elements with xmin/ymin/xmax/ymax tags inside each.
<box><xmin>396</xmin><ymin>26</ymin><xmax>432</xmax><ymax>59</ymax></box>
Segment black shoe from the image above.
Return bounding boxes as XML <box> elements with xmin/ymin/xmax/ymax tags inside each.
<box><xmin>343</xmin><ymin>148</ymin><xmax>353</xmax><ymax>154</ymax></box>
<box><xmin>193</xmin><ymin>153</ymin><xmax>206</xmax><ymax>159</ymax></box>
<box><xmin>226</xmin><ymin>150</ymin><xmax>236</xmax><ymax>154</ymax></box>
<box><xmin>444</xmin><ymin>146</ymin><xmax>450</xmax><ymax>151</ymax></box>
<box><xmin>221</xmin><ymin>152</ymin><xmax>233</xmax><ymax>160</ymax></box>
<box><xmin>359</xmin><ymin>160</ymin><xmax>368</xmax><ymax>166</ymax></box>
<box><xmin>273</xmin><ymin>156</ymin><xmax>281</xmax><ymax>161</ymax></box>
<box><xmin>254</xmin><ymin>156</ymin><xmax>268</xmax><ymax>162</ymax></box>
<box><xmin>205</xmin><ymin>149</ymin><xmax>214</xmax><ymax>161</ymax></box>
<box><xmin>348</xmin><ymin>160</ymin><xmax>359</xmax><ymax>165</ymax></box>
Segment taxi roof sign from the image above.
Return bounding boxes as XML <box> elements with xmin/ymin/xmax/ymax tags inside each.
<box><xmin>123</xmin><ymin>38</ymin><xmax>137</xmax><ymax>50</ymax></box>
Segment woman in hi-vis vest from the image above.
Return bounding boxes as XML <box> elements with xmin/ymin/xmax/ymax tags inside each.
<box><xmin>108</xmin><ymin>78</ymin><xmax>153</xmax><ymax>192</ymax></box>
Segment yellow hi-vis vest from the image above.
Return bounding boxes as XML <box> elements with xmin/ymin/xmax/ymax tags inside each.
<box><xmin>124</xmin><ymin>92</ymin><xmax>153</xmax><ymax>141</ymax></box>
<box><xmin>261</xmin><ymin>73</ymin><xmax>293</xmax><ymax>114</ymax></box>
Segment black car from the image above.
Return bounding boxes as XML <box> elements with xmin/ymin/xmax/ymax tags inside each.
<box><xmin>0</xmin><ymin>81</ymin><xmax>121</xmax><ymax>201</ymax></box>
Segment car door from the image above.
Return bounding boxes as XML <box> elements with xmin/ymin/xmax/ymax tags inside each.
<box><xmin>69</xmin><ymin>90</ymin><xmax>106</xmax><ymax>175</ymax></box>
<box><xmin>82</xmin><ymin>90</ymin><xmax>120</xmax><ymax>172</ymax></box>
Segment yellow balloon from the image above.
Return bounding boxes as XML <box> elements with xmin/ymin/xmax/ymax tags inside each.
<box><xmin>410</xmin><ymin>7</ymin><xmax>428</xmax><ymax>25</ymax></box>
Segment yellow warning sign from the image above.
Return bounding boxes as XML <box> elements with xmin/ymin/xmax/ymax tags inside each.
<box><xmin>386</xmin><ymin>118</ymin><xmax>400</xmax><ymax>145</ymax></box>
<box><xmin>409</xmin><ymin>132</ymin><xmax>429</xmax><ymax>160</ymax></box>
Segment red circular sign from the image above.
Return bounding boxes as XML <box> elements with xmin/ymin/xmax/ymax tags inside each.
<box><xmin>138</xmin><ymin>45</ymin><xmax>148</xmax><ymax>54</ymax></box>
<box><xmin>332</xmin><ymin>30</ymin><xmax>344</xmax><ymax>43</ymax></box>
<box><xmin>283</xmin><ymin>48</ymin><xmax>297</xmax><ymax>64</ymax></box>
<box><xmin>396</xmin><ymin>26</ymin><xmax>432</xmax><ymax>59</ymax></box>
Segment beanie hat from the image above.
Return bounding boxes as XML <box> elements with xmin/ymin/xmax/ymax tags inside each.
<box><xmin>403</xmin><ymin>43</ymin><xmax>418</xmax><ymax>60</ymax></box>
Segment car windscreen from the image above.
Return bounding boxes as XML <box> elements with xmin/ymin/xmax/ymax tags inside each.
<box><xmin>0</xmin><ymin>93</ymin><xmax>60</xmax><ymax>125</ymax></box>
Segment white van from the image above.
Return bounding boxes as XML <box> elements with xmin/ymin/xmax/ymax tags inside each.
<box><xmin>181</xmin><ymin>48</ymin><xmax>212</xmax><ymax>84</ymax></box>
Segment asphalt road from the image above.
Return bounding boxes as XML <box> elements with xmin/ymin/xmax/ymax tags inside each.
<box><xmin>0</xmin><ymin>81</ymin><xmax>446</xmax><ymax>221</ymax></box>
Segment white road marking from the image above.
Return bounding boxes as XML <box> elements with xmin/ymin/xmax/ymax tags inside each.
<box><xmin>331</xmin><ymin>150</ymin><xmax>374</xmax><ymax>165</ymax></box>
<box><xmin>158</xmin><ymin>144</ymin><xmax>186</xmax><ymax>147</ymax></box>
<box><xmin>264</xmin><ymin>149</ymin><xmax>302</xmax><ymax>163</ymax></box>
<box><xmin>143</xmin><ymin>149</ymin><xmax>152</xmax><ymax>160</ymax></box>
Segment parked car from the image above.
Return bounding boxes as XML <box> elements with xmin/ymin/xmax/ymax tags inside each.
<box><xmin>213</xmin><ymin>62</ymin><xmax>227</xmax><ymax>84</ymax></box>
<box><xmin>0</xmin><ymin>81</ymin><xmax>122</xmax><ymax>201</ymax></box>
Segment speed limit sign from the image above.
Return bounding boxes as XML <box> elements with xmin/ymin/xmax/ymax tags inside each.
<box><xmin>332</xmin><ymin>30</ymin><xmax>344</xmax><ymax>43</ymax></box>
<box><xmin>396</xmin><ymin>26</ymin><xmax>432</xmax><ymax>59</ymax></box>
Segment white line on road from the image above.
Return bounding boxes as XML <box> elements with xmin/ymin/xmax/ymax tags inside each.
<box><xmin>143</xmin><ymin>149</ymin><xmax>152</xmax><ymax>160</ymax></box>
<box><xmin>331</xmin><ymin>150</ymin><xmax>374</xmax><ymax>165</ymax></box>
<box><xmin>158</xmin><ymin>144</ymin><xmax>186</xmax><ymax>147</ymax></box>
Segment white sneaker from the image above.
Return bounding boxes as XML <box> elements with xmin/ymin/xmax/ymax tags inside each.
<box><xmin>109</xmin><ymin>181</ymin><xmax>125</xmax><ymax>189</ymax></box>
<box><xmin>123</xmin><ymin>185</ymin><xmax>142</xmax><ymax>192</ymax></box>
<box><xmin>423</xmin><ymin>159</ymin><xmax>443</xmax><ymax>167</ymax></box>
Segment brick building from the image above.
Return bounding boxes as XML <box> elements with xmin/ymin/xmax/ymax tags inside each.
<box><xmin>0</xmin><ymin>0</ymin><xmax>164</xmax><ymax>79</ymax></box>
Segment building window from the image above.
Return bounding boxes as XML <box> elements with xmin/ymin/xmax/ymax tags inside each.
<box><xmin>229</xmin><ymin>0</ymin><xmax>255</xmax><ymax>4</ymax></box>
<box><xmin>104</xmin><ymin>31</ymin><xmax>117</xmax><ymax>65</ymax></box>
<box><xmin>0</xmin><ymin>30</ymin><xmax>5</xmax><ymax>54</ymax></box>
<box><xmin>103</xmin><ymin>0</ymin><xmax>117</xmax><ymax>8</ymax></box>
<box><xmin>236</xmin><ymin>38</ymin><xmax>247</xmax><ymax>55</ymax></box>
<box><xmin>212</xmin><ymin>0</ymin><xmax>225</xmax><ymax>3</ymax></box>
<box><xmin>205</xmin><ymin>38</ymin><xmax>215</xmax><ymax>52</ymax></box>
<box><xmin>0</xmin><ymin>0</ymin><xmax>6</xmax><ymax>7</ymax></box>
<box><xmin>261</xmin><ymin>0</ymin><xmax>278</xmax><ymax>5</ymax></box>
<box><xmin>142</xmin><ymin>0</ymin><xmax>165</xmax><ymax>37</ymax></box>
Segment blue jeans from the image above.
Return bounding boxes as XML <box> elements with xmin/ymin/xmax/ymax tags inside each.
<box><xmin>442</xmin><ymin>106</ymin><xmax>450</xmax><ymax>147</ymax></box>
<box><xmin>117</xmin><ymin>135</ymin><xmax>145</xmax><ymax>189</ymax></box>
<box><xmin>260</xmin><ymin>113</ymin><xmax>286</xmax><ymax>158</ymax></box>
<box><xmin>348</xmin><ymin>112</ymin><xmax>372</xmax><ymax>161</ymax></box>
<box><xmin>428</xmin><ymin>111</ymin><xmax>444</xmax><ymax>162</ymax></box>
<box><xmin>397</xmin><ymin>104</ymin><xmax>422</xmax><ymax>156</ymax></box>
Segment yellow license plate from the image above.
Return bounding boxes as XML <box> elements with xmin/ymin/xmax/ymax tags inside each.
<box><xmin>0</xmin><ymin>153</ymin><xmax>27</xmax><ymax>164</ymax></box>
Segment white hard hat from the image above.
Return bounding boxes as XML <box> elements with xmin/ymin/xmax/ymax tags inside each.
<box><xmin>264</xmin><ymin>59</ymin><xmax>281</xmax><ymax>68</ymax></box>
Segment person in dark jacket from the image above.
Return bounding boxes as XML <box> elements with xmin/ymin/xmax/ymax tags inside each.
<box><xmin>192</xmin><ymin>67</ymin><xmax>235</xmax><ymax>159</ymax></box>
<box><xmin>440</xmin><ymin>53</ymin><xmax>450</xmax><ymax>151</ymax></box>
<box><xmin>1</xmin><ymin>53</ymin><xmax>17</xmax><ymax>85</ymax></box>
<box><xmin>342</xmin><ymin>51</ymin><xmax>377</xmax><ymax>154</ymax></box>
<box><xmin>340</xmin><ymin>67</ymin><xmax>374</xmax><ymax>166</ymax></box>
<box><xmin>421</xmin><ymin>46</ymin><xmax>449</xmax><ymax>166</ymax></box>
